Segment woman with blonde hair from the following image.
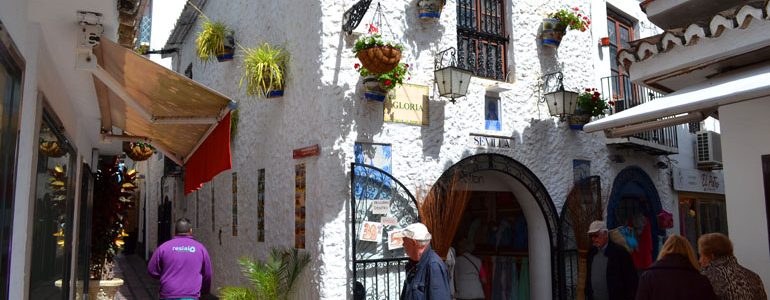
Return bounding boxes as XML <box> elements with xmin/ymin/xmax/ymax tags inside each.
<box><xmin>635</xmin><ymin>235</ymin><xmax>717</xmax><ymax>300</ymax></box>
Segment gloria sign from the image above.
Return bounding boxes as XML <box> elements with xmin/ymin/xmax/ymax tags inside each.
<box><xmin>384</xmin><ymin>84</ymin><xmax>429</xmax><ymax>126</ymax></box>
<box><xmin>468</xmin><ymin>133</ymin><xmax>515</xmax><ymax>150</ymax></box>
<box><xmin>673</xmin><ymin>167</ymin><xmax>725</xmax><ymax>194</ymax></box>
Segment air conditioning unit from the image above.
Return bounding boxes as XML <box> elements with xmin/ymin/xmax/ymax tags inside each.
<box><xmin>695</xmin><ymin>131</ymin><xmax>723</xmax><ymax>170</ymax></box>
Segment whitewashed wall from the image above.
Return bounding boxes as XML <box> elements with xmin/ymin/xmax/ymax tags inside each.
<box><xmin>156</xmin><ymin>0</ymin><xmax>677</xmax><ymax>299</ymax></box>
<box><xmin>719</xmin><ymin>97</ymin><xmax>770</xmax><ymax>293</ymax></box>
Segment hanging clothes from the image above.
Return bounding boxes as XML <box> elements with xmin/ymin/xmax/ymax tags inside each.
<box><xmin>513</xmin><ymin>216</ymin><xmax>528</xmax><ymax>250</ymax></box>
<box><xmin>518</xmin><ymin>258</ymin><xmax>530</xmax><ymax>300</ymax></box>
<box><xmin>510</xmin><ymin>258</ymin><xmax>519</xmax><ymax>300</ymax></box>
<box><xmin>482</xmin><ymin>256</ymin><xmax>494</xmax><ymax>298</ymax></box>
<box><xmin>632</xmin><ymin>217</ymin><xmax>653</xmax><ymax>269</ymax></box>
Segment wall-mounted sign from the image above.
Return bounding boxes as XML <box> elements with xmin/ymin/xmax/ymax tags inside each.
<box><xmin>293</xmin><ymin>144</ymin><xmax>320</xmax><ymax>159</ymax></box>
<box><xmin>468</xmin><ymin>133</ymin><xmax>514</xmax><ymax>150</ymax></box>
<box><xmin>384</xmin><ymin>84</ymin><xmax>429</xmax><ymax>126</ymax></box>
<box><xmin>370</xmin><ymin>200</ymin><xmax>390</xmax><ymax>215</ymax></box>
<box><xmin>673</xmin><ymin>167</ymin><xmax>725</xmax><ymax>194</ymax></box>
<box><xmin>360</xmin><ymin>221</ymin><xmax>383</xmax><ymax>242</ymax></box>
<box><xmin>387</xmin><ymin>229</ymin><xmax>404</xmax><ymax>250</ymax></box>
<box><xmin>381</xmin><ymin>216</ymin><xmax>398</xmax><ymax>226</ymax></box>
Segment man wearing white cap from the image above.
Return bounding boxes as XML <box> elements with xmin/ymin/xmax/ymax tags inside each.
<box><xmin>585</xmin><ymin>220</ymin><xmax>638</xmax><ymax>300</ymax></box>
<box><xmin>396</xmin><ymin>222</ymin><xmax>451</xmax><ymax>300</ymax></box>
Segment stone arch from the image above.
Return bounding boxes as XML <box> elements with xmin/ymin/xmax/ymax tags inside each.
<box><xmin>432</xmin><ymin>153</ymin><xmax>561</xmax><ymax>299</ymax></box>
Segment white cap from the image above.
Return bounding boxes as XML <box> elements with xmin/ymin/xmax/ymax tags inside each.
<box><xmin>395</xmin><ymin>223</ymin><xmax>432</xmax><ymax>241</ymax></box>
<box><xmin>587</xmin><ymin>221</ymin><xmax>607</xmax><ymax>234</ymax></box>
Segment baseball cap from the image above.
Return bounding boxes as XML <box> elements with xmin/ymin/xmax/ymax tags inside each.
<box><xmin>394</xmin><ymin>223</ymin><xmax>432</xmax><ymax>241</ymax></box>
<box><xmin>587</xmin><ymin>221</ymin><xmax>607</xmax><ymax>234</ymax></box>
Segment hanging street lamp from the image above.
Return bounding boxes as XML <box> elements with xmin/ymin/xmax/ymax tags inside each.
<box><xmin>542</xmin><ymin>71</ymin><xmax>578</xmax><ymax>120</ymax></box>
<box><xmin>434</xmin><ymin>47</ymin><xmax>473</xmax><ymax>103</ymax></box>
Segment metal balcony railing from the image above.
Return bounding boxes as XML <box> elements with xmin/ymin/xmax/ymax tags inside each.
<box><xmin>600</xmin><ymin>75</ymin><xmax>679</xmax><ymax>154</ymax></box>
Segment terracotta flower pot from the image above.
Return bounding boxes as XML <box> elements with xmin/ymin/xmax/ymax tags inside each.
<box><xmin>356</xmin><ymin>46</ymin><xmax>402</xmax><ymax>74</ymax></box>
<box><xmin>541</xmin><ymin>18</ymin><xmax>567</xmax><ymax>48</ymax></box>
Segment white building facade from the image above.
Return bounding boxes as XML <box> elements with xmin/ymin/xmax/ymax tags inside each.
<box><xmin>144</xmin><ymin>0</ymin><xmax>707</xmax><ymax>299</ymax></box>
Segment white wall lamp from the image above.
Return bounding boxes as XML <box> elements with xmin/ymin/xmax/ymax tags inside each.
<box><xmin>542</xmin><ymin>71</ymin><xmax>579</xmax><ymax>121</ymax></box>
<box><xmin>434</xmin><ymin>47</ymin><xmax>473</xmax><ymax>103</ymax></box>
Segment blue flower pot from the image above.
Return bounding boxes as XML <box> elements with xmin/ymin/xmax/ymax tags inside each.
<box><xmin>216</xmin><ymin>35</ymin><xmax>235</xmax><ymax>62</ymax></box>
<box><xmin>541</xmin><ymin>18</ymin><xmax>566</xmax><ymax>48</ymax></box>
<box><xmin>418</xmin><ymin>0</ymin><xmax>443</xmax><ymax>20</ymax></box>
<box><xmin>266</xmin><ymin>90</ymin><xmax>284</xmax><ymax>98</ymax></box>
<box><xmin>362</xmin><ymin>76</ymin><xmax>388</xmax><ymax>102</ymax></box>
<box><xmin>569</xmin><ymin>114</ymin><xmax>591</xmax><ymax>130</ymax></box>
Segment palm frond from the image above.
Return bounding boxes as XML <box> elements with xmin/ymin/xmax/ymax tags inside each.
<box><xmin>218</xmin><ymin>286</ymin><xmax>257</xmax><ymax>300</ymax></box>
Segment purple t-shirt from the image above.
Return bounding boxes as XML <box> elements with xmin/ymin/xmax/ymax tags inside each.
<box><xmin>148</xmin><ymin>235</ymin><xmax>212</xmax><ymax>298</ymax></box>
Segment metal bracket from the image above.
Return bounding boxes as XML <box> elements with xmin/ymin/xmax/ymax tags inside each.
<box><xmin>76</xmin><ymin>11</ymin><xmax>103</xmax><ymax>71</ymax></box>
<box><xmin>342</xmin><ymin>0</ymin><xmax>373</xmax><ymax>35</ymax></box>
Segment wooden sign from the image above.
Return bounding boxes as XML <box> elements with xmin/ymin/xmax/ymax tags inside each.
<box><xmin>293</xmin><ymin>144</ymin><xmax>320</xmax><ymax>159</ymax></box>
<box><xmin>384</xmin><ymin>84</ymin><xmax>429</xmax><ymax>126</ymax></box>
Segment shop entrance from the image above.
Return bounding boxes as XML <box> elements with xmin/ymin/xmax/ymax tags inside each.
<box><xmin>607</xmin><ymin>167</ymin><xmax>663</xmax><ymax>271</ymax></box>
<box><xmin>432</xmin><ymin>154</ymin><xmax>560</xmax><ymax>300</ymax></box>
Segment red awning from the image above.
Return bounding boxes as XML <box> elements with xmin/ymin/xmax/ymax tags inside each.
<box><xmin>184</xmin><ymin>112</ymin><xmax>232</xmax><ymax>194</ymax></box>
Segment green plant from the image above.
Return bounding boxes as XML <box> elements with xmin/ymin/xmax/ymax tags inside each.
<box><xmin>90</xmin><ymin>157</ymin><xmax>136</xmax><ymax>280</ymax></box>
<box><xmin>219</xmin><ymin>248</ymin><xmax>311</xmax><ymax>300</ymax></box>
<box><xmin>577</xmin><ymin>88</ymin><xmax>610</xmax><ymax>117</ymax></box>
<box><xmin>353</xmin><ymin>33</ymin><xmax>404</xmax><ymax>53</ymax></box>
<box><xmin>240</xmin><ymin>43</ymin><xmax>288</xmax><ymax>97</ymax></box>
<box><xmin>355</xmin><ymin>62</ymin><xmax>410</xmax><ymax>91</ymax></box>
<box><xmin>548</xmin><ymin>7</ymin><xmax>591</xmax><ymax>31</ymax></box>
<box><xmin>195</xmin><ymin>19</ymin><xmax>232</xmax><ymax>62</ymax></box>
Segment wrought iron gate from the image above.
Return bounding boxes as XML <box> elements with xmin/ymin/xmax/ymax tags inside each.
<box><xmin>351</xmin><ymin>163</ymin><xmax>419</xmax><ymax>300</ymax></box>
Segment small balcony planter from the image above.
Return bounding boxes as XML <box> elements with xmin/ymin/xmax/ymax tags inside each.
<box><xmin>418</xmin><ymin>0</ymin><xmax>445</xmax><ymax>20</ymax></box>
<box><xmin>356</xmin><ymin>62</ymin><xmax>410</xmax><ymax>102</ymax></box>
<box><xmin>541</xmin><ymin>7</ymin><xmax>591</xmax><ymax>48</ymax></box>
<box><xmin>354</xmin><ymin>34</ymin><xmax>403</xmax><ymax>74</ymax></box>
<box><xmin>571</xmin><ymin>88</ymin><xmax>611</xmax><ymax>130</ymax></box>
<box><xmin>196</xmin><ymin>19</ymin><xmax>235</xmax><ymax>63</ymax></box>
<box><xmin>240</xmin><ymin>43</ymin><xmax>288</xmax><ymax>98</ymax></box>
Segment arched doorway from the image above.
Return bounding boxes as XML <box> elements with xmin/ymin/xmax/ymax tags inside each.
<box><xmin>607</xmin><ymin>166</ymin><xmax>663</xmax><ymax>270</ymax></box>
<box><xmin>430</xmin><ymin>154</ymin><xmax>560</xmax><ymax>299</ymax></box>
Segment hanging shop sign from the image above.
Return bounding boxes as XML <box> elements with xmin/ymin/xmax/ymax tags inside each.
<box><xmin>293</xmin><ymin>144</ymin><xmax>320</xmax><ymax>159</ymax></box>
<box><xmin>673</xmin><ymin>167</ymin><xmax>725</xmax><ymax>194</ymax></box>
<box><xmin>388</xmin><ymin>229</ymin><xmax>404</xmax><ymax>250</ymax></box>
<box><xmin>359</xmin><ymin>221</ymin><xmax>383</xmax><ymax>242</ymax></box>
<box><xmin>384</xmin><ymin>84</ymin><xmax>429</xmax><ymax>126</ymax></box>
<box><xmin>468</xmin><ymin>133</ymin><xmax>515</xmax><ymax>150</ymax></box>
<box><xmin>380</xmin><ymin>216</ymin><xmax>398</xmax><ymax>226</ymax></box>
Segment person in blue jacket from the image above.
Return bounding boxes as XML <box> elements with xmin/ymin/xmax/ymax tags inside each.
<box><xmin>397</xmin><ymin>222</ymin><xmax>451</xmax><ymax>300</ymax></box>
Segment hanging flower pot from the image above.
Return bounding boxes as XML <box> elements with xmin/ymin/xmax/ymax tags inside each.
<box><xmin>39</xmin><ymin>140</ymin><xmax>66</xmax><ymax>158</ymax></box>
<box><xmin>570</xmin><ymin>88</ymin><xmax>610</xmax><ymax>130</ymax></box>
<box><xmin>418</xmin><ymin>0</ymin><xmax>445</xmax><ymax>20</ymax></box>
<box><xmin>126</xmin><ymin>141</ymin><xmax>154</xmax><ymax>161</ymax></box>
<box><xmin>354</xmin><ymin>34</ymin><xmax>403</xmax><ymax>74</ymax></box>
<box><xmin>356</xmin><ymin>62</ymin><xmax>411</xmax><ymax>102</ymax></box>
<box><xmin>240</xmin><ymin>43</ymin><xmax>288</xmax><ymax>98</ymax></box>
<box><xmin>363</xmin><ymin>76</ymin><xmax>388</xmax><ymax>102</ymax></box>
<box><xmin>216</xmin><ymin>34</ymin><xmax>235</xmax><ymax>62</ymax></box>
<box><xmin>568</xmin><ymin>113</ymin><xmax>591</xmax><ymax>130</ymax></box>
<box><xmin>541</xmin><ymin>18</ymin><xmax>566</xmax><ymax>48</ymax></box>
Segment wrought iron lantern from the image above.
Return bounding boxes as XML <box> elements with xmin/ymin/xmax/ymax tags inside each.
<box><xmin>542</xmin><ymin>72</ymin><xmax>578</xmax><ymax>120</ymax></box>
<box><xmin>434</xmin><ymin>48</ymin><xmax>473</xmax><ymax>103</ymax></box>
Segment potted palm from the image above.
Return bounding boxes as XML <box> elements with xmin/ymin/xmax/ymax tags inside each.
<box><xmin>355</xmin><ymin>61</ymin><xmax>410</xmax><ymax>102</ymax></box>
<box><xmin>196</xmin><ymin>19</ymin><xmax>235</xmax><ymax>62</ymax></box>
<box><xmin>219</xmin><ymin>248</ymin><xmax>311</xmax><ymax>300</ymax></box>
<box><xmin>85</xmin><ymin>157</ymin><xmax>137</xmax><ymax>299</ymax></box>
<box><xmin>569</xmin><ymin>88</ymin><xmax>611</xmax><ymax>130</ymax></box>
<box><xmin>353</xmin><ymin>32</ymin><xmax>403</xmax><ymax>74</ymax></box>
<box><xmin>541</xmin><ymin>7</ymin><xmax>590</xmax><ymax>48</ymax></box>
<box><xmin>240</xmin><ymin>43</ymin><xmax>288</xmax><ymax>98</ymax></box>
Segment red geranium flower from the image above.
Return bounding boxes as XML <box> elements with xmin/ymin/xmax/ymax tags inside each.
<box><xmin>384</xmin><ymin>80</ymin><xmax>392</xmax><ymax>86</ymax></box>
<box><xmin>354</xmin><ymin>63</ymin><xmax>360</xmax><ymax>69</ymax></box>
<box><xmin>573</xmin><ymin>7</ymin><xmax>580</xmax><ymax>11</ymax></box>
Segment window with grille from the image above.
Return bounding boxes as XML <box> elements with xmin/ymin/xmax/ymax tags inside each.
<box><xmin>457</xmin><ymin>0</ymin><xmax>508</xmax><ymax>81</ymax></box>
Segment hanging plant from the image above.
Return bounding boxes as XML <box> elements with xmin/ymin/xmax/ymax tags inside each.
<box><xmin>541</xmin><ymin>7</ymin><xmax>591</xmax><ymax>48</ymax></box>
<box><xmin>353</xmin><ymin>32</ymin><xmax>403</xmax><ymax>74</ymax></box>
<box><xmin>355</xmin><ymin>62</ymin><xmax>411</xmax><ymax>101</ymax></box>
<box><xmin>240</xmin><ymin>43</ymin><xmax>288</xmax><ymax>98</ymax></box>
<box><xmin>126</xmin><ymin>141</ymin><xmax>155</xmax><ymax>161</ymax></box>
<box><xmin>195</xmin><ymin>19</ymin><xmax>235</xmax><ymax>62</ymax></box>
<box><xmin>39</xmin><ymin>139</ymin><xmax>66</xmax><ymax>158</ymax></box>
<box><xmin>418</xmin><ymin>0</ymin><xmax>446</xmax><ymax>20</ymax></box>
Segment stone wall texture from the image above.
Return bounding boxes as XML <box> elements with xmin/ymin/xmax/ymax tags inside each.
<box><xmin>144</xmin><ymin>0</ymin><xmax>678</xmax><ymax>299</ymax></box>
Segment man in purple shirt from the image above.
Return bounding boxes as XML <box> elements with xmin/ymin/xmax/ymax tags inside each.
<box><xmin>148</xmin><ymin>218</ymin><xmax>212</xmax><ymax>300</ymax></box>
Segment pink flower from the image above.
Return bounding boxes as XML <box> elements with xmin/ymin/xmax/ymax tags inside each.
<box><xmin>573</xmin><ymin>7</ymin><xmax>580</xmax><ymax>11</ymax></box>
<box><xmin>368</xmin><ymin>24</ymin><xmax>379</xmax><ymax>34</ymax></box>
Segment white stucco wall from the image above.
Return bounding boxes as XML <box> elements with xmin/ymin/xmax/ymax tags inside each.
<box><xmin>719</xmin><ymin>97</ymin><xmax>770</xmax><ymax>293</ymax></box>
<box><xmin>155</xmin><ymin>0</ymin><xmax>677</xmax><ymax>299</ymax></box>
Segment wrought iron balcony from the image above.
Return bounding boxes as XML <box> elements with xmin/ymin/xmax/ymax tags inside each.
<box><xmin>600</xmin><ymin>75</ymin><xmax>678</xmax><ymax>155</ymax></box>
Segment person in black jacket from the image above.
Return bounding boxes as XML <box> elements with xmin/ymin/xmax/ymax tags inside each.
<box><xmin>635</xmin><ymin>235</ymin><xmax>717</xmax><ymax>300</ymax></box>
<box><xmin>585</xmin><ymin>221</ymin><xmax>638</xmax><ymax>300</ymax></box>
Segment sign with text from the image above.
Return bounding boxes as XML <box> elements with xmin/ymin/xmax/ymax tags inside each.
<box><xmin>468</xmin><ymin>133</ymin><xmax>515</xmax><ymax>150</ymax></box>
<box><xmin>370</xmin><ymin>200</ymin><xmax>391</xmax><ymax>215</ymax></box>
<box><xmin>384</xmin><ymin>84</ymin><xmax>429</xmax><ymax>126</ymax></box>
<box><xmin>293</xmin><ymin>144</ymin><xmax>320</xmax><ymax>159</ymax></box>
<box><xmin>673</xmin><ymin>168</ymin><xmax>725</xmax><ymax>194</ymax></box>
